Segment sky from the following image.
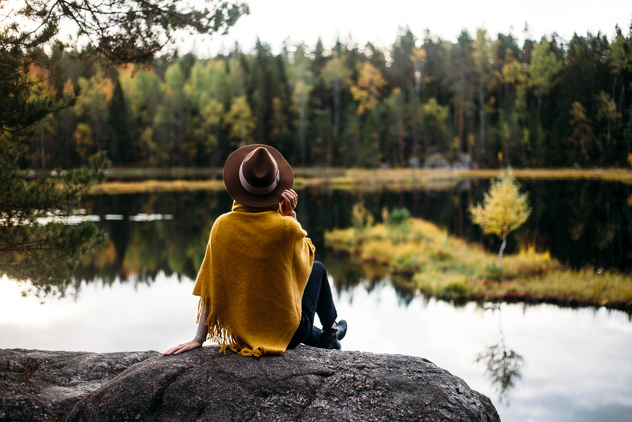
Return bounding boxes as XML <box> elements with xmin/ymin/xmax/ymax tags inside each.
<box><xmin>182</xmin><ymin>0</ymin><xmax>632</xmax><ymax>56</ymax></box>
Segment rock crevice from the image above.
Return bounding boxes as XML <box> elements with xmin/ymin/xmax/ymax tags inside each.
<box><xmin>0</xmin><ymin>346</ymin><xmax>500</xmax><ymax>421</ymax></box>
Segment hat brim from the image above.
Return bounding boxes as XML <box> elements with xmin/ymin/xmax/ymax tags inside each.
<box><xmin>223</xmin><ymin>144</ymin><xmax>294</xmax><ymax>208</ymax></box>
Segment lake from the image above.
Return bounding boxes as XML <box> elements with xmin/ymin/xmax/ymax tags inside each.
<box><xmin>1</xmin><ymin>179</ymin><xmax>631</xmax><ymax>422</ymax></box>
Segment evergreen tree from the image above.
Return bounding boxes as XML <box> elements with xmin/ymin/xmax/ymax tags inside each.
<box><xmin>528</xmin><ymin>40</ymin><xmax>563</xmax><ymax>165</ymax></box>
<box><xmin>0</xmin><ymin>0</ymin><xmax>248</xmax><ymax>292</ymax></box>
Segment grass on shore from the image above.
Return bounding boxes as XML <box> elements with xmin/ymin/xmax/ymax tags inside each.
<box><xmin>325</xmin><ymin>218</ymin><xmax>632</xmax><ymax>311</ymax></box>
<box><xmin>88</xmin><ymin>167</ymin><xmax>632</xmax><ymax>194</ymax></box>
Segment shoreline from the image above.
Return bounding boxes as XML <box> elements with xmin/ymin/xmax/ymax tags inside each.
<box><xmin>88</xmin><ymin>167</ymin><xmax>632</xmax><ymax>194</ymax></box>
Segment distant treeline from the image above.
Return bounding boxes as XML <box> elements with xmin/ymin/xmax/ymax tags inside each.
<box><xmin>22</xmin><ymin>25</ymin><xmax>632</xmax><ymax>169</ymax></box>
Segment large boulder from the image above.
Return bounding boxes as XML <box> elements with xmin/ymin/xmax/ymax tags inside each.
<box><xmin>0</xmin><ymin>346</ymin><xmax>499</xmax><ymax>421</ymax></box>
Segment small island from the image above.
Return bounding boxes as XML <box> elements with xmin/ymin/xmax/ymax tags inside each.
<box><xmin>325</xmin><ymin>203</ymin><xmax>632</xmax><ymax>311</ymax></box>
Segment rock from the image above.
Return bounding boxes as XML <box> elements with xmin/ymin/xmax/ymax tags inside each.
<box><xmin>0</xmin><ymin>346</ymin><xmax>499</xmax><ymax>422</ymax></box>
<box><xmin>0</xmin><ymin>349</ymin><xmax>159</xmax><ymax>422</ymax></box>
<box><xmin>423</xmin><ymin>152</ymin><xmax>472</xmax><ymax>170</ymax></box>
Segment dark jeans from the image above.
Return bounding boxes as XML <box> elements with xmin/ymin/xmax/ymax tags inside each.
<box><xmin>287</xmin><ymin>261</ymin><xmax>338</xmax><ymax>349</ymax></box>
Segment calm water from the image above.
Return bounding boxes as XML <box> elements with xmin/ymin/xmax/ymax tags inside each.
<box><xmin>1</xmin><ymin>180</ymin><xmax>631</xmax><ymax>422</ymax></box>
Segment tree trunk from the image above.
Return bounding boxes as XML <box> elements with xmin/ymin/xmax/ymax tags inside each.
<box><xmin>211</xmin><ymin>124</ymin><xmax>220</xmax><ymax>167</ymax></box>
<box><xmin>179</xmin><ymin>111</ymin><xmax>185</xmax><ymax>167</ymax></box>
<box><xmin>433</xmin><ymin>61</ymin><xmax>439</xmax><ymax>98</ymax></box>
<box><xmin>479</xmin><ymin>87</ymin><xmax>485</xmax><ymax>159</ymax></box>
<box><xmin>621</xmin><ymin>76</ymin><xmax>626</xmax><ymax>115</ymax></box>
<box><xmin>454</xmin><ymin>96</ymin><xmax>459</xmax><ymax>147</ymax></box>
<box><xmin>40</xmin><ymin>122</ymin><xmax>45</xmax><ymax>169</ymax></box>
<box><xmin>412</xmin><ymin>98</ymin><xmax>419</xmax><ymax>161</ymax></box>
<box><xmin>459</xmin><ymin>61</ymin><xmax>465</xmax><ymax>148</ymax></box>
<box><xmin>240</xmin><ymin>116</ymin><xmax>245</xmax><ymax>147</ymax></box>
<box><xmin>537</xmin><ymin>89</ymin><xmax>543</xmax><ymax>166</ymax></box>
<box><xmin>498</xmin><ymin>235</ymin><xmax>507</xmax><ymax>282</ymax></box>
<box><xmin>299</xmin><ymin>106</ymin><xmax>306</xmax><ymax>166</ymax></box>
<box><xmin>64</xmin><ymin>114</ymin><xmax>72</xmax><ymax>167</ymax></box>
<box><xmin>332</xmin><ymin>81</ymin><xmax>340</xmax><ymax>167</ymax></box>
<box><xmin>422</xmin><ymin>68</ymin><xmax>427</xmax><ymax>102</ymax></box>
<box><xmin>398</xmin><ymin>112</ymin><xmax>405</xmax><ymax>167</ymax></box>
<box><xmin>612</xmin><ymin>75</ymin><xmax>618</xmax><ymax>111</ymax></box>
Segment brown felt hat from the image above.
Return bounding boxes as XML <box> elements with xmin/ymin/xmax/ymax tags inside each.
<box><xmin>223</xmin><ymin>144</ymin><xmax>294</xmax><ymax>208</ymax></box>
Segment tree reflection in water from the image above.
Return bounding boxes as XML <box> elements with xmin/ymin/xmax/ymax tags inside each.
<box><xmin>476</xmin><ymin>305</ymin><xmax>525</xmax><ymax>404</ymax></box>
<box><xmin>15</xmin><ymin>179</ymin><xmax>629</xmax><ymax>300</ymax></box>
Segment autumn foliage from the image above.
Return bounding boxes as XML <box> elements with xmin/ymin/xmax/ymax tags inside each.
<box><xmin>470</xmin><ymin>168</ymin><xmax>531</xmax><ymax>280</ymax></box>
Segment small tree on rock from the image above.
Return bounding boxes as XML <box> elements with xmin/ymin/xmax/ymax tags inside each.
<box><xmin>470</xmin><ymin>168</ymin><xmax>531</xmax><ymax>281</ymax></box>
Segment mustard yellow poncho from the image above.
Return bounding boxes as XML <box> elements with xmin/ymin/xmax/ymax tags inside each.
<box><xmin>192</xmin><ymin>201</ymin><xmax>315</xmax><ymax>357</ymax></box>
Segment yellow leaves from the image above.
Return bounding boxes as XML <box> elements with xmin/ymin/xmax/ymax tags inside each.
<box><xmin>352</xmin><ymin>201</ymin><xmax>374</xmax><ymax>232</ymax></box>
<box><xmin>595</xmin><ymin>91</ymin><xmax>620</xmax><ymax>122</ymax></box>
<box><xmin>62</xmin><ymin>78</ymin><xmax>75</xmax><ymax>100</ymax></box>
<box><xmin>350</xmin><ymin>62</ymin><xmax>386</xmax><ymax>115</ymax></box>
<box><xmin>421</xmin><ymin>98</ymin><xmax>449</xmax><ymax>131</ymax></box>
<box><xmin>269</xmin><ymin>97</ymin><xmax>288</xmax><ymax>144</ymax></box>
<box><xmin>26</xmin><ymin>63</ymin><xmax>56</xmax><ymax>103</ymax></box>
<box><xmin>140</xmin><ymin>127</ymin><xmax>154</xmax><ymax>149</ymax></box>
<box><xmin>74</xmin><ymin>71</ymin><xmax>114</xmax><ymax>117</ymax></box>
<box><xmin>184</xmin><ymin>59</ymin><xmax>226</xmax><ymax>107</ymax></box>
<box><xmin>627</xmin><ymin>153</ymin><xmax>632</xmax><ymax>168</ymax></box>
<box><xmin>469</xmin><ymin>168</ymin><xmax>531</xmax><ymax>239</ymax></box>
<box><xmin>410</xmin><ymin>47</ymin><xmax>427</xmax><ymax>76</ymax></box>
<box><xmin>473</xmin><ymin>29</ymin><xmax>493</xmax><ymax>73</ymax></box>
<box><xmin>608</xmin><ymin>30</ymin><xmax>632</xmax><ymax>73</ymax></box>
<box><xmin>224</xmin><ymin>95</ymin><xmax>255</xmax><ymax>146</ymax></box>
<box><xmin>73</xmin><ymin>123</ymin><xmax>93</xmax><ymax>162</ymax></box>
<box><xmin>501</xmin><ymin>59</ymin><xmax>527</xmax><ymax>86</ymax></box>
<box><xmin>467</xmin><ymin>133</ymin><xmax>476</xmax><ymax>150</ymax></box>
<box><xmin>410</xmin><ymin>47</ymin><xmax>427</xmax><ymax>65</ymax></box>
<box><xmin>569</xmin><ymin>101</ymin><xmax>588</xmax><ymax>125</ymax></box>
<box><xmin>528</xmin><ymin>41</ymin><xmax>563</xmax><ymax>93</ymax></box>
<box><xmin>567</xmin><ymin>101</ymin><xmax>597</xmax><ymax>161</ymax></box>
<box><xmin>291</xmin><ymin>81</ymin><xmax>313</xmax><ymax>110</ymax></box>
<box><xmin>198</xmin><ymin>99</ymin><xmax>223</xmax><ymax>154</ymax></box>
<box><xmin>200</xmin><ymin>99</ymin><xmax>223</xmax><ymax>127</ymax></box>
<box><xmin>322</xmin><ymin>54</ymin><xmax>352</xmax><ymax>89</ymax></box>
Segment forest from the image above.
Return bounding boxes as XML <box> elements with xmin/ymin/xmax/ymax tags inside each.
<box><xmin>19</xmin><ymin>25</ymin><xmax>632</xmax><ymax>170</ymax></box>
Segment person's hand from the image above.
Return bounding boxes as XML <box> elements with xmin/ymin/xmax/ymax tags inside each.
<box><xmin>280</xmin><ymin>189</ymin><xmax>298</xmax><ymax>217</ymax></box>
<box><xmin>163</xmin><ymin>339</ymin><xmax>203</xmax><ymax>356</ymax></box>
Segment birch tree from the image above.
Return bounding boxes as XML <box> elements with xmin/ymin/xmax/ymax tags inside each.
<box><xmin>288</xmin><ymin>44</ymin><xmax>314</xmax><ymax>166</ymax></box>
<box><xmin>322</xmin><ymin>53</ymin><xmax>352</xmax><ymax>165</ymax></box>
<box><xmin>472</xmin><ymin>29</ymin><xmax>493</xmax><ymax>159</ymax></box>
<box><xmin>470</xmin><ymin>168</ymin><xmax>531</xmax><ymax>281</ymax></box>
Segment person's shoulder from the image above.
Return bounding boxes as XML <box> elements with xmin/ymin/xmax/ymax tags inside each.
<box><xmin>211</xmin><ymin>211</ymin><xmax>232</xmax><ymax>230</ymax></box>
<box><xmin>275</xmin><ymin>214</ymin><xmax>307</xmax><ymax>237</ymax></box>
<box><xmin>213</xmin><ymin>212</ymin><xmax>231</xmax><ymax>223</ymax></box>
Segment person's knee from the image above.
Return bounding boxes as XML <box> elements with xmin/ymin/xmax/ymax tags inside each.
<box><xmin>313</xmin><ymin>261</ymin><xmax>325</xmax><ymax>274</ymax></box>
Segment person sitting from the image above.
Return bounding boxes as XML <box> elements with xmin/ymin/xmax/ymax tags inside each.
<box><xmin>164</xmin><ymin>144</ymin><xmax>347</xmax><ymax>357</ymax></box>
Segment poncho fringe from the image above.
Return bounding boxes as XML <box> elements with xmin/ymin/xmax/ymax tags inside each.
<box><xmin>196</xmin><ymin>297</ymin><xmax>264</xmax><ymax>358</ymax></box>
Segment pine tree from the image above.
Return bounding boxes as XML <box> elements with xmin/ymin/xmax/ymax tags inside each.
<box><xmin>0</xmin><ymin>0</ymin><xmax>248</xmax><ymax>293</ymax></box>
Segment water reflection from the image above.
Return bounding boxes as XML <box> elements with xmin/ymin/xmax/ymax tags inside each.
<box><xmin>476</xmin><ymin>305</ymin><xmax>525</xmax><ymax>404</ymax></box>
<box><xmin>75</xmin><ymin>179</ymin><xmax>632</xmax><ymax>292</ymax></box>
<box><xmin>76</xmin><ymin>191</ymin><xmax>221</xmax><ymax>283</ymax></box>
